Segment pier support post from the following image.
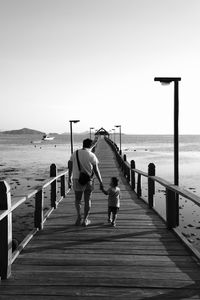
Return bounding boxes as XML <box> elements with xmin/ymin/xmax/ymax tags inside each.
<box><xmin>148</xmin><ymin>163</ymin><xmax>155</xmax><ymax>208</ymax></box>
<box><xmin>0</xmin><ymin>181</ymin><xmax>12</xmax><ymax>279</ymax></box>
<box><xmin>34</xmin><ymin>189</ymin><xmax>44</xmax><ymax>230</ymax></box>
<box><xmin>50</xmin><ymin>164</ymin><xmax>57</xmax><ymax>209</ymax></box>
<box><xmin>131</xmin><ymin>160</ymin><xmax>135</xmax><ymax>191</ymax></box>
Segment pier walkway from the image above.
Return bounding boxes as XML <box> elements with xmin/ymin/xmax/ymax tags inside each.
<box><xmin>1</xmin><ymin>138</ymin><xmax>200</xmax><ymax>299</ymax></box>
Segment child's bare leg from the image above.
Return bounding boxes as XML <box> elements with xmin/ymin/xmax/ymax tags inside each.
<box><xmin>112</xmin><ymin>213</ymin><xmax>117</xmax><ymax>224</ymax></box>
<box><xmin>112</xmin><ymin>208</ymin><xmax>118</xmax><ymax>226</ymax></box>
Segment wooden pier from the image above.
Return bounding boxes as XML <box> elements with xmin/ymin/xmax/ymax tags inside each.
<box><xmin>1</xmin><ymin>138</ymin><xmax>200</xmax><ymax>299</ymax></box>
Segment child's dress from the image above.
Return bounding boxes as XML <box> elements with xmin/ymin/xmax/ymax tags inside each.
<box><xmin>107</xmin><ymin>186</ymin><xmax>120</xmax><ymax>208</ymax></box>
<box><xmin>107</xmin><ymin>186</ymin><xmax>120</xmax><ymax>226</ymax></box>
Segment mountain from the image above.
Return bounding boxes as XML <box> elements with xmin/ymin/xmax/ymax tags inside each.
<box><xmin>1</xmin><ymin>128</ymin><xmax>45</xmax><ymax>135</ymax></box>
<box><xmin>48</xmin><ymin>132</ymin><xmax>59</xmax><ymax>136</ymax></box>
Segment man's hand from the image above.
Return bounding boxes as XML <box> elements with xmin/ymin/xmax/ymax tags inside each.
<box><xmin>100</xmin><ymin>182</ymin><xmax>104</xmax><ymax>190</ymax></box>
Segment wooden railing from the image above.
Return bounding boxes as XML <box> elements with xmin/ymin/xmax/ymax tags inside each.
<box><xmin>0</xmin><ymin>164</ymin><xmax>68</xmax><ymax>280</ymax></box>
<box><xmin>105</xmin><ymin>137</ymin><xmax>200</xmax><ymax>257</ymax></box>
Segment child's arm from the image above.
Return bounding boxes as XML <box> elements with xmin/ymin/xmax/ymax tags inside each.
<box><xmin>100</xmin><ymin>185</ymin><xmax>109</xmax><ymax>195</ymax></box>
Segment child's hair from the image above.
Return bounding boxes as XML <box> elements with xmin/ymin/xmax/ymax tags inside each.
<box><xmin>111</xmin><ymin>177</ymin><xmax>119</xmax><ymax>187</ymax></box>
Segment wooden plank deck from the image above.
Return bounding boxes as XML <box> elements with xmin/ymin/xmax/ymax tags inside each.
<box><xmin>1</xmin><ymin>138</ymin><xmax>200</xmax><ymax>299</ymax></box>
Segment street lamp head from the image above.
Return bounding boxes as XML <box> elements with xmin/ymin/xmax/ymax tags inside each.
<box><xmin>154</xmin><ymin>77</ymin><xmax>181</xmax><ymax>84</ymax></box>
<box><xmin>69</xmin><ymin>120</ymin><xmax>80</xmax><ymax>123</ymax></box>
<box><xmin>115</xmin><ymin>125</ymin><xmax>121</xmax><ymax>128</ymax></box>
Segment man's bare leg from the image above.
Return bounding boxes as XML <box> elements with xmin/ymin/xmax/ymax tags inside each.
<box><xmin>75</xmin><ymin>191</ymin><xmax>83</xmax><ymax>225</ymax></box>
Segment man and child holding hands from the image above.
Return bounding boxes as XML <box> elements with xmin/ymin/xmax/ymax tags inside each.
<box><xmin>68</xmin><ymin>138</ymin><xmax>121</xmax><ymax>227</ymax></box>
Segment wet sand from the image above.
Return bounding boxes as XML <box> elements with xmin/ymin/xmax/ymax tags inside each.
<box><xmin>2</xmin><ymin>167</ymin><xmax>65</xmax><ymax>247</ymax></box>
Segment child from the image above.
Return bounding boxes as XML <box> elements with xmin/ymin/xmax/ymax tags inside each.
<box><xmin>101</xmin><ymin>177</ymin><xmax>120</xmax><ymax>227</ymax></box>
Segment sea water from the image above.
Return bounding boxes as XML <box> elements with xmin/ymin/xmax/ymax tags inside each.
<box><xmin>1</xmin><ymin>133</ymin><xmax>200</xmax><ymax>251</ymax></box>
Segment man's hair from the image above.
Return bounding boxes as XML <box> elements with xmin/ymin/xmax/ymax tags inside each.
<box><xmin>111</xmin><ymin>177</ymin><xmax>119</xmax><ymax>187</ymax></box>
<box><xmin>83</xmin><ymin>138</ymin><xmax>93</xmax><ymax>148</ymax></box>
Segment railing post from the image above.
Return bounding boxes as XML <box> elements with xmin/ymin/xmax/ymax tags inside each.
<box><xmin>166</xmin><ymin>188</ymin><xmax>178</xmax><ymax>229</ymax></box>
<box><xmin>0</xmin><ymin>181</ymin><xmax>12</xmax><ymax>279</ymax></box>
<box><xmin>148</xmin><ymin>163</ymin><xmax>155</xmax><ymax>208</ymax></box>
<box><xmin>123</xmin><ymin>155</ymin><xmax>130</xmax><ymax>183</ymax></box>
<box><xmin>137</xmin><ymin>174</ymin><xmax>142</xmax><ymax>198</ymax></box>
<box><xmin>131</xmin><ymin>160</ymin><xmax>135</xmax><ymax>191</ymax></box>
<box><xmin>34</xmin><ymin>189</ymin><xmax>44</xmax><ymax>230</ymax></box>
<box><xmin>50</xmin><ymin>164</ymin><xmax>57</xmax><ymax>209</ymax></box>
<box><xmin>61</xmin><ymin>174</ymin><xmax>66</xmax><ymax>197</ymax></box>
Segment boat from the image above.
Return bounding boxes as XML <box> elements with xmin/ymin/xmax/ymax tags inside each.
<box><xmin>31</xmin><ymin>140</ymin><xmax>42</xmax><ymax>144</ymax></box>
<box><xmin>42</xmin><ymin>134</ymin><xmax>55</xmax><ymax>141</ymax></box>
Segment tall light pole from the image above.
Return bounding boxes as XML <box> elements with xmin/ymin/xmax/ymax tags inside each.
<box><xmin>69</xmin><ymin>120</ymin><xmax>80</xmax><ymax>154</ymax></box>
<box><xmin>115</xmin><ymin>125</ymin><xmax>122</xmax><ymax>153</ymax></box>
<box><xmin>109</xmin><ymin>130</ymin><xmax>113</xmax><ymax>141</ymax></box>
<box><xmin>90</xmin><ymin>127</ymin><xmax>94</xmax><ymax>139</ymax></box>
<box><xmin>112</xmin><ymin>128</ymin><xmax>116</xmax><ymax>143</ymax></box>
<box><xmin>154</xmin><ymin>77</ymin><xmax>181</xmax><ymax>186</ymax></box>
<box><xmin>154</xmin><ymin>77</ymin><xmax>181</xmax><ymax>228</ymax></box>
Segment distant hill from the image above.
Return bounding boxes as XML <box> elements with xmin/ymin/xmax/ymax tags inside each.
<box><xmin>2</xmin><ymin>128</ymin><xmax>45</xmax><ymax>135</ymax></box>
<box><xmin>48</xmin><ymin>132</ymin><xmax>59</xmax><ymax>136</ymax></box>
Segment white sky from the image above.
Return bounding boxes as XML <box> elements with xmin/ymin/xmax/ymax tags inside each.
<box><xmin>1</xmin><ymin>0</ymin><xmax>200</xmax><ymax>134</ymax></box>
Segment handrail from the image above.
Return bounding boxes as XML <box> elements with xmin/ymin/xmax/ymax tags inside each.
<box><xmin>0</xmin><ymin>164</ymin><xmax>69</xmax><ymax>280</ymax></box>
<box><xmin>133</xmin><ymin>168</ymin><xmax>148</xmax><ymax>177</ymax></box>
<box><xmin>0</xmin><ymin>170</ymin><xmax>68</xmax><ymax>220</ymax></box>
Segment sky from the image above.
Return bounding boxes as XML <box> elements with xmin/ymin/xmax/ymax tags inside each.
<box><xmin>1</xmin><ymin>0</ymin><xmax>200</xmax><ymax>134</ymax></box>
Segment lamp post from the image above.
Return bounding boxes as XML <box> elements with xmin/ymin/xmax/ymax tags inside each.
<box><xmin>90</xmin><ymin>127</ymin><xmax>94</xmax><ymax>139</ymax></box>
<box><xmin>112</xmin><ymin>128</ymin><xmax>116</xmax><ymax>143</ymax></box>
<box><xmin>115</xmin><ymin>125</ymin><xmax>122</xmax><ymax>154</ymax></box>
<box><xmin>69</xmin><ymin>120</ymin><xmax>80</xmax><ymax>154</ymax></box>
<box><xmin>154</xmin><ymin>77</ymin><xmax>181</xmax><ymax>186</ymax></box>
<box><xmin>154</xmin><ymin>77</ymin><xmax>181</xmax><ymax>228</ymax></box>
<box><xmin>109</xmin><ymin>130</ymin><xmax>113</xmax><ymax>141</ymax></box>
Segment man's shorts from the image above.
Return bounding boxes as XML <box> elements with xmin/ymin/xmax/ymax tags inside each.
<box><xmin>73</xmin><ymin>179</ymin><xmax>94</xmax><ymax>192</ymax></box>
<box><xmin>108</xmin><ymin>206</ymin><xmax>119</xmax><ymax>214</ymax></box>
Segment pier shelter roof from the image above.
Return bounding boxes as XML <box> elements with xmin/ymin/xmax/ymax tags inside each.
<box><xmin>95</xmin><ymin>127</ymin><xmax>110</xmax><ymax>137</ymax></box>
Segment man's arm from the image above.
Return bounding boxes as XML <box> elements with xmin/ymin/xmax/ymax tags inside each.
<box><xmin>68</xmin><ymin>160</ymin><xmax>73</xmax><ymax>188</ymax></box>
<box><xmin>93</xmin><ymin>164</ymin><xmax>103</xmax><ymax>188</ymax></box>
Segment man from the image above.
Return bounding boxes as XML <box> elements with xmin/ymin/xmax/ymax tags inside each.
<box><xmin>68</xmin><ymin>138</ymin><xmax>103</xmax><ymax>226</ymax></box>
